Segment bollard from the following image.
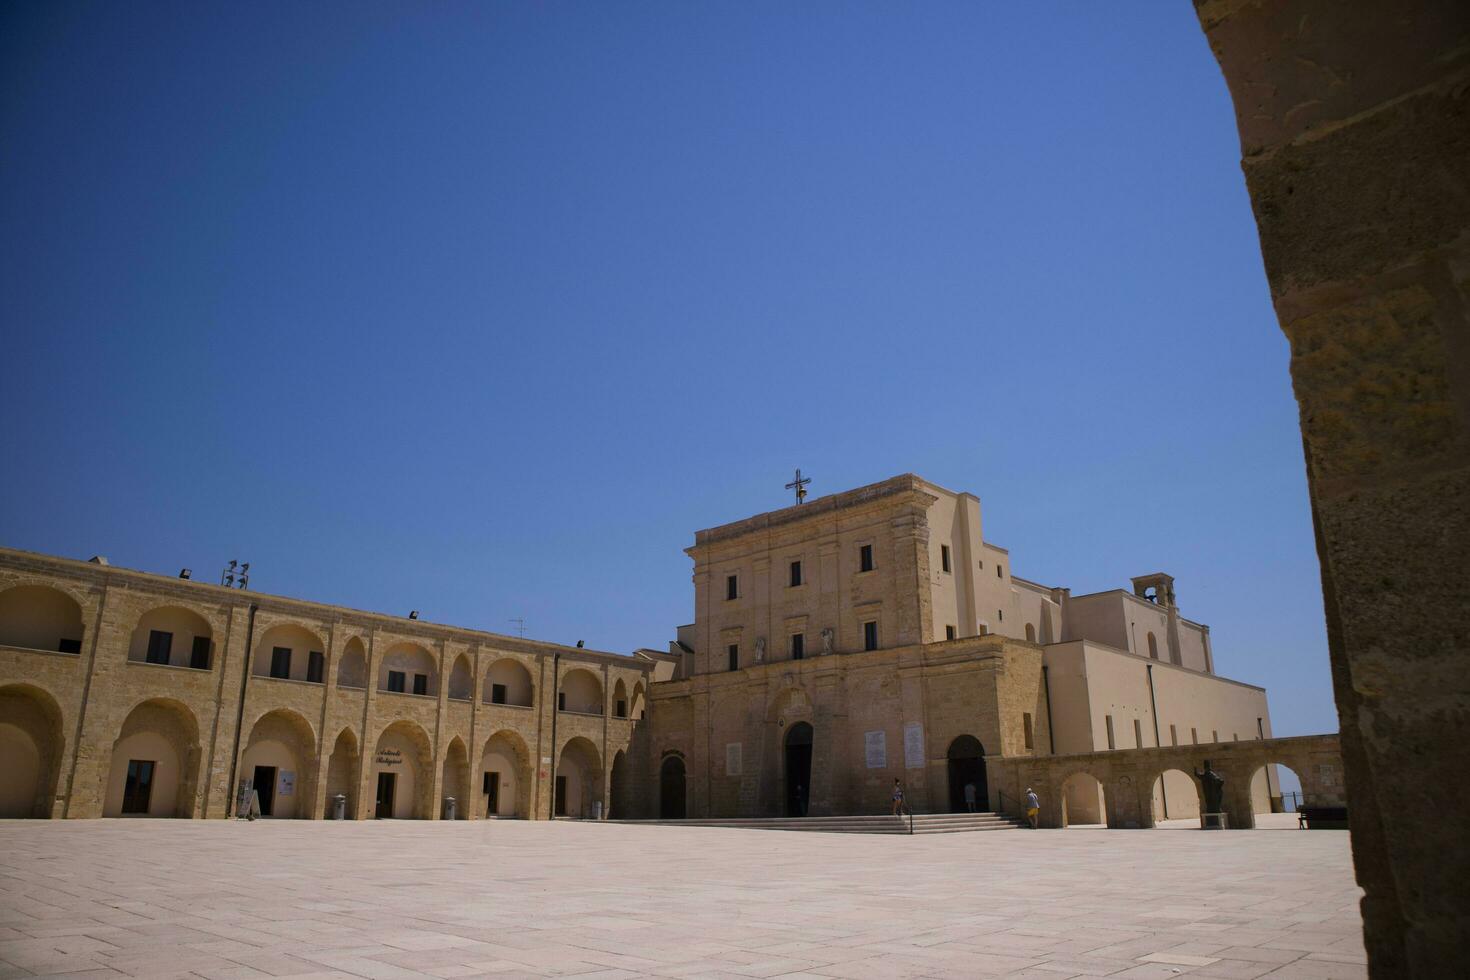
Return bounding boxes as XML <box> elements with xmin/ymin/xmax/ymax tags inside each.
<box><xmin>332</xmin><ymin>794</ymin><xmax>346</xmax><ymax>820</ymax></box>
<box><xmin>593</xmin><ymin>800</ymin><xmax>603</xmax><ymax>820</ymax></box>
<box><xmin>443</xmin><ymin>797</ymin><xmax>456</xmax><ymax>821</ymax></box>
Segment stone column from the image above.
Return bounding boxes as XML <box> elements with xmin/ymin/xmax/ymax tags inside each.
<box><xmin>1198</xmin><ymin>2</ymin><xmax>1469</xmax><ymax>971</ymax></box>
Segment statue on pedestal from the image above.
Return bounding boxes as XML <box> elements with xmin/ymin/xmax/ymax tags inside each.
<box><xmin>820</xmin><ymin>627</ymin><xmax>834</xmax><ymax>655</ymax></box>
<box><xmin>754</xmin><ymin>636</ymin><xmax>765</xmax><ymax>663</ymax></box>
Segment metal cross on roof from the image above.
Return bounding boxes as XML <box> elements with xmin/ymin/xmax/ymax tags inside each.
<box><xmin>785</xmin><ymin>468</ymin><xmax>811</xmax><ymax>505</ymax></box>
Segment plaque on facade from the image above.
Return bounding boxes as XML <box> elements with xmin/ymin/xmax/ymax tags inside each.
<box><xmin>726</xmin><ymin>742</ymin><xmax>742</xmax><ymax>776</ymax></box>
<box><xmin>375</xmin><ymin>747</ymin><xmax>402</xmax><ymax>767</ymax></box>
<box><xmin>864</xmin><ymin>730</ymin><xmax>887</xmax><ymax>769</ymax></box>
<box><xmin>278</xmin><ymin>770</ymin><xmax>295</xmax><ymax>796</ymax></box>
<box><xmin>903</xmin><ymin>722</ymin><xmax>925</xmax><ymax>769</ymax></box>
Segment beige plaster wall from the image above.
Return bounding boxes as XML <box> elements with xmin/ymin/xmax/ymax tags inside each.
<box><xmin>104</xmin><ymin>730</ymin><xmax>181</xmax><ymax>817</ymax></box>
<box><xmin>0</xmin><ymin>723</ymin><xmax>42</xmax><ymax>818</ymax></box>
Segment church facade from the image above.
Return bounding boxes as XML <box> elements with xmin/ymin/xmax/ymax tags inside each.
<box><xmin>0</xmin><ymin>474</ymin><xmax>1279</xmax><ymax>825</ymax></box>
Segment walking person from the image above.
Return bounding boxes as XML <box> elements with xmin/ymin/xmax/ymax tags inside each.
<box><xmin>891</xmin><ymin>778</ymin><xmax>905</xmax><ymax>816</ymax></box>
<box><xmin>1025</xmin><ymin>786</ymin><xmax>1040</xmax><ymax>829</ymax></box>
<box><xmin>964</xmin><ymin>782</ymin><xmax>977</xmax><ymax>812</ymax></box>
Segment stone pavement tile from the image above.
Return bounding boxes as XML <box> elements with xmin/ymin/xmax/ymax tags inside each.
<box><xmin>1188</xmin><ymin>961</ymin><xmax>1277</xmax><ymax>980</ymax></box>
<box><xmin>1258</xmin><ymin>963</ymin><xmax>1365</xmax><ymax>980</ymax></box>
<box><xmin>1213</xmin><ymin>948</ymin><xmax>1300</xmax><ymax>965</ymax></box>
<box><xmin>1107</xmin><ymin>967</ymin><xmax>1203</xmax><ymax>980</ymax></box>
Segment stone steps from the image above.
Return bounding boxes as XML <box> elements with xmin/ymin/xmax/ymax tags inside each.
<box><xmin>609</xmin><ymin>812</ymin><xmax>1028</xmax><ymax>835</ymax></box>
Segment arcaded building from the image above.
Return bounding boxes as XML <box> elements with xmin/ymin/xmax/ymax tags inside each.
<box><xmin>0</xmin><ymin>547</ymin><xmax>671</xmax><ymax>822</ymax></box>
<box><xmin>651</xmin><ymin>474</ymin><xmax>1279</xmax><ymax>822</ymax></box>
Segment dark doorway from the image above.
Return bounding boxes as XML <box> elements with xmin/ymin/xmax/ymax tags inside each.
<box><xmin>121</xmin><ymin>759</ymin><xmax>155</xmax><ymax>815</ymax></box>
<box><xmin>554</xmin><ymin>775</ymin><xmax>568</xmax><ymax>816</ymax></box>
<box><xmin>253</xmin><ymin>765</ymin><xmax>277</xmax><ymax>817</ymax></box>
<box><xmin>659</xmin><ymin>756</ymin><xmax>686</xmax><ymax>819</ymax></box>
<box><xmin>946</xmin><ymin>735</ymin><xmax>988</xmax><ymax>813</ymax></box>
<box><xmin>375</xmin><ymin>771</ymin><xmax>396</xmax><ymax>818</ymax></box>
<box><xmin>483</xmin><ymin>771</ymin><xmax>500</xmax><ymax>817</ymax></box>
<box><xmin>785</xmin><ymin>722</ymin><xmax>813</xmax><ymax>817</ymax></box>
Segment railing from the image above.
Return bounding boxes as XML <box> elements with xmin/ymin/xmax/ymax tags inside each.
<box><xmin>998</xmin><ymin>789</ymin><xmax>1021</xmax><ymax>817</ymax></box>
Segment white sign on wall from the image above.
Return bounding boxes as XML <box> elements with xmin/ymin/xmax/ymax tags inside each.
<box><xmin>864</xmin><ymin>730</ymin><xmax>887</xmax><ymax>769</ymax></box>
<box><xmin>726</xmin><ymin>743</ymin><xmax>742</xmax><ymax>776</ymax></box>
<box><xmin>277</xmin><ymin>770</ymin><xmax>296</xmax><ymax>797</ymax></box>
<box><xmin>903</xmin><ymin>723</ymin><xmax>925</xmax><ymax>769</ymax></box>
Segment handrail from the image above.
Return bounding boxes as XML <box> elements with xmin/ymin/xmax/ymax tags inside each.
<box><xmin>997</xmin><ymin>789</ymin><xmax>1018</xmax><ymax>815</ymax></box>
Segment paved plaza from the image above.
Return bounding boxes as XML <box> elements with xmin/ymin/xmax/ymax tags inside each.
<box><xmin>0</xmin><ymin>819</ymin><xmax>1364</xmax><ymax>980</ymax></box>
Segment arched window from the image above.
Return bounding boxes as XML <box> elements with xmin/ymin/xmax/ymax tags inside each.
<box><xmin>1024</xmin><ymin>623</ymin><xmax>1036</xmax><ymax>643</ymax></box>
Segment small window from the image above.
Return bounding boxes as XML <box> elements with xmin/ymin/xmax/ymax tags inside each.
<box><xmin>859</xmin><ymin>544</ymin><xmax>874</xmax><ymax>573</ymax></box>
<box><xmin>58</xmin><ymin>638</ymin><xmax>82</xmax><ymax>654</ymax></box>
<box><xmin>789</xmin><ymin>560</ymin><xmax>803</xmax><ymax>587</ymax></box>
<box><xmin>1191</xmin><ymin>727</ymin><xmax>1198</xmax><ymax>745</ymax></box>
<box><xmin>1133</xmin><ymin>718</ymin><xmax>1144</xmax><ymax>748</ymax></box>
<box><xmin>940</xmin><ymin>544</ymin><xmax>951</xmax><ymax>573</ymax></box>
<box><xmin>945</xmin><ymin>625</ymin><xmax>956</xmax><ymax>641</ymax></box>
<box><xmin>558</xmin><ymin>691</ymin><xmax>567</xmax><ymax>710</ymax></box>
<box><xmin>146</xmin><ymin>630</ymin><xmax>172</xmax><ymax>665</ymax></box>
<box><xmin>412</xmin><ymin>673</ymin><xmax>428</xmax><ymax>696</ymax></box>
<box><xmin>977</xmin><ymin>623</ymin><xmax>989</xmax><ymax>636</ymax></box>
<box><xmin>491</xmin><ymin>683</ymin><xmax>508</xmax><ymax>704</ymax></box>
<box><xmin>189</xmin><ymin>636</ymin><xmax>210</xmax><ymax>669</ymax></box>
<box><xmin>790</xmin><ymin>633</ymin><xmax>804</xmax><ymax>660</ymax></box>
<box><xmin>1023</xmin><ymin>712</ymin><xmax>1034</xmax><ymax>750</ymax></box>
<box><xmin>616</xmin><ymin>699</ymin><xmax>627</xmax><ymax>718</ymax></box>
<box><xmin>1105</xmin><ymin>714</ymin><xmax>1116</xmax><ymax>750</ymax></box>
<box><xmin>997</xmin><ymin>609</ymin><xmax>1003</xmax><ymax>622</ymax></box>
<box><xmin>388</xmin><ymin>670</ymin><xmax>406</xmax><ymax>693</ymax></box>
<box><xmin>270</xmin><ymin>646</ymin><xmax>291</xmax><ymax>679</ymax></box>
<box><xmin>863</xmin><ymin>620</ymin><xmax>878</xmax><ymax>651</ymax></box>
<box><xmin>727</xmin><ymin>644</ymin><xmax>739</xmax><ymax>672</ymax></box>
<box><xmin>996</xmin><ymin>564</ymin><xmax>1003</xmax><ymax>578</ymax></box>
<box><xmin>1170</xmin><ymin>724</ymin><xmax>1178</xmax><ymax>747</ymax></box>
<box><xmin>1147</xmin><ymin>632</ymin><xmax>1159</xmax><ymax>660</ymax></box>
<box><xmin>726</xmin><ymin>574</ymin><xmax>739</xmax><ymax>601</ymax></box>
<box><xmin>1257</xmin><ymin>717</ymin><xmax>1265</xmax><ymax>739</ymax></box>
<box><xmin>1212</xmin><ymin>729</ymin><xmax>1219</xmax><ymax>743</ymax></box>
<box><xmin>1233</xmin><ymin>732</ymin><xmax>1239</xmax><ymax>742</ymax></box>
<box><xmin>307</xmin><ymin>650</ymin><xmax>324</xmax><ymax>683</ymax></box>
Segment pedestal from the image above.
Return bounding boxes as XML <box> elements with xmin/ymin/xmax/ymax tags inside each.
<box><xmin>1201</xmin><ymin>812</ymin><xmax>1229</xmax><ymax>830</ymax></box>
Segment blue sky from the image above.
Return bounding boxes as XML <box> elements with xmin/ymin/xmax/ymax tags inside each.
<box><xmin>0</xmin><ymin>2</ymin><xmax>1337</xmax><ymax>744</ymax></box>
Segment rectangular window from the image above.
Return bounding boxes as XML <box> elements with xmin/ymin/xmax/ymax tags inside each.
<box><xmin>997</xmin><ymin>564</ymin><xmax>1004</xmax><ymax>578</ymax></box>
<box><xmin>388</xmin><ymin>670</ymin><xmax>406</xmax><ymax>693</ymax></box>
<box><xmin>791</xmin><ymin>633</ymin><xmax>804</xmax><ymax>660</ymax></box>
<box><xmin>269</xmin><ymin>646</ymin><xmax>291</xmax><ymax>679</ymax></box>
<box><xmin>491</xmin><ymin>683</ymin><xmax>508</xmax><ymax>704</ymax></box>
<box><xmin>728</xmin><ymin>644</ymin><xmax>739</xmax><ymax>672</ymax></box>
<box><xmin>558</xmin><ymin>691</ymin><xmax>567</xmax><ymax>710</ymax></box>
<box><xmin>1105</xmin><ymin>714</ymin><xmax>1116</xmax><ymax>750</ymax></box>
<box><xmin>1133</xmin><ymin>718</ymin><xmax>1144</xmax><ymax>748</ymax></box>
<box><xmin>58</xmin><ymin>638</ymin><xmax>82</xmax><ymax>654</ymax></box>
<box><xmin>859</xmin><ymin>544</ymin><xmax>874</xmax><ymax>572</ymax></box>
<box><xmin>997</xmin><ymin>609</ymin><xmax>1004</xmax><ymax>622</ymax></box>
<box><xmin>307</xmin><ymin>650</ymin><xmax>324</xmax><ymax>683</ymax></box>
<box><xmin>790</xmin><ymin>560</ymin><xmax>803</xmax><ymax>587</ymax></box>
<box><xmin>616</xmin><ymin>699</ymin><xmax>627</xmax><ymax>718</ymax></box>
<box><xmin>1191</xmin><ymin>727</ymin><xmax>1198</xmax><ymax>745</ymax></box>
<box><xmin>726</xmin><ymin>574</ymin><xmax>739</xmax><ymax>600</ymax></box>
<box><xmin>189</xmin><ymin>636</ymin><xmax>210</xmax><ymax>670</ymax></box>
<box><xmin>977</xmin><ymin>623</ymin><xmax>989</xmax><ymax>636</ymax></box>
<box><xmin>1212</xmin><ymin>729</ymin><xmax>1219</xmax><ymax>743</ymax></box>
<box><xmin>863</xmin><ymin>620</ymin><xmax>878</xmax><ymax>651</ymax></box>
<box><xmin>146</xmin><ymin>630</ymin><xmax>172</xmax><ymax>665</ymax></box>
<box><xmin>1170</xmin><ymin>724</ymin><xmax>1178</xmax><ymax>747</ymax></box>
<box><xmin>412</xmin><ymin>674</ymin><xmax>428</xmax><ymax>696</ymax></box>
<box><xmin>941</xmin><ymin>544</ymin><xmax>951</xmax><ymax>573</ymax></box>
<box><xmin>1233</xmin><ymin>732</ymin><xmax>1239</xmax><ymax>742</ymax></box>
<box><xmin>1257</xmin><ymin>717</ymin><xmax>1265</xmax><ymax>739</ymax></box>
<box><xmin>1023</xmin><ymin>712</ymin><xmax>1034</xmax><ymax>750</ymax></box>
<box><xmin>945</xmin><ymin>625</ymin><xmax>957</xmax><ymax>641</ymax></box>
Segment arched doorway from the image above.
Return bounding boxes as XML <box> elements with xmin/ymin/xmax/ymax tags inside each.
<box><xmin>0</xmin><ymin>684</ymin><xmax>65</xmax><ymax>818</ymax></box>
<box><xmin>324</xmin><ymin>729</ymin><xmax>359</xmax><ymax>818</ymax></box>
<box><xmin>609</xmin><ymin>750</ymin><xmax>631</xmax><ymax>818</ymax></box>
<box><xmin>441</xmin><ymin>737</ymin><xmax>470</xmax><ymax>818</ymax></box>
<box><xmin>240</xmin><ymin>709</ymin><xmax>317</xmax><ymax>818</ymax></box>
<box><xmin>105</xmin><ymin>699</ymin><xmax>201</xmax><ymax>818</ymax></box>
<box><xmin>371</xmin><ymin>721</ymin><xmax>433</xmax><ymax>819</ymax></box>
<box><xmin>1061</xmin><ymin>771</ymin><xmax>1107</xmax><ymax>827</ymax></box>
<box><xmin>946</xmin><ymin>735</ymin><xmax>988</xmax><ymax>813</ymax></box>
<box><xmin>659</xmin><ymin>755</ymin><xmax>685</xmax><ymax>819</ymax></box>
<box><xmin>784</xmin><ymin>722</ymin><xmax>813</xmax><ymax>817</ymax></box>
<box><xmin>1250</xmin><ymin>762</ymin><xmax>1304</xmax><ymax>828</ymax></box>
<box><xmin>480</xmin><ymin>730</ymin><xmax>531</xmax><ymax>818</ymax></box>
<box><xmin>555</xmin><ymin>737</ymin><xmax>602</xmax><ymax>818</ymax></box>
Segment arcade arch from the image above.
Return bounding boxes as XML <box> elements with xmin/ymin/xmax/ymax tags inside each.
<box><xmin>480</xmin><ymin>730</ymin><xmax>531</xmax><ymax>818</ymax></box>
<box><xmin>0</xmin><ymin>684</ymin><xmax>64</xmax><ymax>818</ymax></box>
<box><xmin>252</xmin><ymin>624</ymin><xmax>327</xmax><ymax>683</ymax></box>
<box><xmin>1250</xmin><ymin>762</ymin><xmax>1299</xmax><ymax>824</ymax></box>
<box><xmin>379</xmin><ymin>642</ymin><xmax>437</xmax><ymax>697</ymax></box>
<box><xmin>1150</xmin><ymin>767</ymin><xmax>1203</xmax><ymax>823</ymax></box>
<box><xmin>559</xmin><ymin>668</ymin><xmax>602</xmax><ymax>715</ymax></box>
<box><xmin>324</xmin><ymin>728</ymin><xmax>359</xmax><ymax>818</ymax></box>
<box><xmin>484</xmin><ymin>658</ymin><xmax>534</xmax><ymax>706</ymax></box>
<box><xmin>555</xmin><ymin>736</ymin><xmax>602</xmax><ymax>818</ymax></box>
<box><xmin>447</xmin><ymin>655</ymin><xmax>473</xmax><ymax>701</ymax></box>
<box><xmin>442</xmin><ymin>737</ymin><xmax>470</xmax><ymax>818</ymax></box>
<box><xmin>371</xmin><ymin>720</ymin><xmax>433</xmax><ymax>819</ymax></box>
<box><xmin>0</xmin><ymin>585</ymin><xmax>84</xmax><ymax>653</ymax></box>
<box><xmin>128</xmin><ymin>606</ymin><xmax>213</xmax><ymax>670</ymax></box>
<box><xmin>613</xmin><ymin>678</ymin><xmax>628</xmax><ymax>718</ymax></box>
<box><xmin>337</xmin><ymin>638</ymin><xmax>368</xmax><ymax>688</ymax></box>
<box><xmin>1060</xmin><ymin>771</ymin><xmax>1107</xmax><ymax>827</ymax></box>
<box><xmin>104</xmin><ymin>698</ymin><xmax>201</xmax><ymax>818</ymax></box>
<box><xmin>240</xmin><ymin>709</ymin><xmax>317</xmax><ymax>818</ymax></box>
<box><xmin>659</xmin><ymin>754</ymin><xmax>686</xmax><ymax>819</ymax></box>
<box><xmin>630</xmin><ymin>682</ymin><xmax>646</xmax><ymax>720</ymax></box>
<box><xmin>609</xmin><ymin>749</ymin><xmax>631</xmax><ymax>818</ymax></box>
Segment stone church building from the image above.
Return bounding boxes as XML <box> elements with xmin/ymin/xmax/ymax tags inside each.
<box><xmin>0</xmin><ymin>474</ymin><xmax>1279</xmax><ymax>825</ymax></box>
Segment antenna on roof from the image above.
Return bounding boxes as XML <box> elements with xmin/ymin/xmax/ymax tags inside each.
<box><xmin>508</xmin><ymin>617</ymin><xmax>526</xmax><ymax>639</ymax></box>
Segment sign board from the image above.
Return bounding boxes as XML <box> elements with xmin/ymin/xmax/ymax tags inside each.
<box><xmin>541</xmin><ymin>757</ymin><xmax>552</xmax><ymax>765</ymax></box>
<box><xmin>864</xmin><ymin>730</ymin><xmax>887</xmax><ymax>769</ymax></box>
<box><xmin>903</xmin><ymin>723</ymin><xmax>925</xmax><ymax>769</ymax></box>
<box><xmin>375</xmin><ymin>747</ymin><xmax>403</xmax><ymax>767</ymax></box>
<box><xmin>234</xmin><ymin>778</ymin><xmax>254</xmax><ymax>816</ymax></box>
<box><xmin>278</xmin><ymin>770</ymin><xmax>296</xmax><ymax>797</ymax></box>
<box><xmin>725</xmin><ymin>742</ymin><xmax>742</xmax><ymax>776</ymax></box>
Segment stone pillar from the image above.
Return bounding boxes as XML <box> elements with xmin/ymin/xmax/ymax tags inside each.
<box><xmin>1197</xmin><ymin>2</ymin><xmax>1469</xmax><ymax>971</ymax></box>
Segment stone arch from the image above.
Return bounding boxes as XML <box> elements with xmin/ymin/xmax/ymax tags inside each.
<box><xmin>252</xmin><ymin>623</ymin><xmax>327</xmax><ymax>683</ymax></box>
<box><xmin>0</xmin><ymin>683</ymin><xmax>65</xmax><ymax>818</ymax></box>
<box><xmin>240</xmin><ymin>708</ymin><xmax>318</xmax><ymax>819</ymax></box>
<box><xmin>612</xmin><ymin>678</ymin><xmax>629</xmax><ymax>718</ymax></box>
<box><xmin>767</xmin><ymin>683</ymin><xmax>814</xmax><ymax>725</ymax></box>
<box><xmin>337</xmin><ymin>637</ymin><xmax>368</xmax><ymax>689</ymax></box>
<box><xmin>946</xmin><ymin>735</ymin><xmax>989</xmax><ymax>813</ymax></box>
<box><xmin>1150</xmin><ymin>767</ymin><xmax>1204</xmax><ymax>823</ymax></box>
<box><xmin>479</xmin><ymin>729</ymin><xmax>531</xmax><ymax>819</ymax></box>
<box><xmin>1249</xmin><ymin>761</ymin><xmax>1302</xmax><ymax>824</ymax></box>
<box><xmin>323</xmin><ymin>727</ymin><xmax>359</xmax><ymax>818</ymax></box>
<box><xmin>379</xmin><ymin>642</ymin><xmax>437</xmax><ymax>697</ymax></box>
<box><xmin>1060</xmin><ymin>770</ymin><xmax>1107</xmax><ymax>827</ymax></box>
<box><xmin>447</xmin><ymin>654</ymin><xmax>473</xmax><ymax>701</ymax></box>
<box><xmin>659</xmin><ymin>754</ymin><xmax>686</xmax><ymax>819</ymax></box>
<box><xmin>559</xmin><ymin>668</ymin><xmax>603</xmax><ymax>715</ymax></box>
<box><xmin>371</xmin><ymin>720</ymin><xmax>433</xmax><ymax>819</ymax></box>
<box><xmin>483</xmin><ymin>657</ymin><xmax>534</xmax><ymax>706</ymax></box>
<box><xmin>609</xmin><ymin>749</ymin><xmax>631</xmax><ymax>819</ymax></box>
<box><xmin>105</xmin><ymin>698</ymin><xmax>201</xmax><ymax>818</ymax></box>
<box><xmin>441</xmin><ymin>736</ymin><xmax>470</xmax><ymax>818</ymax></box>
<box><xmin>0</xmin><ymin>584</ymin><xmax>85</xmax><ymax>654</ymax></box>
<box><xmin>555</xmin><ymin>736</ymin><xmax>602</xmax><ymax>818</ymax></box>
<box><xmin>630</xmin><ymin>681</ymin><xmax>646</xmax><ymax>720</ymax></box>
<box><xmin>128</xmin><ymin>605</ymin><xmax>215</xmax><ymax>670</ymax></box>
